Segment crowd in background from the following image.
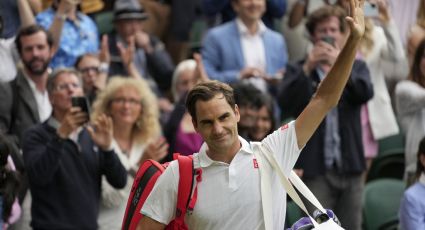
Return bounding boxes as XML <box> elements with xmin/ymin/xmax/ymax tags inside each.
<box><xmin>1</xmin><ymin>0</ymin><xmax>425</xmax><ymax>229</ymax></box>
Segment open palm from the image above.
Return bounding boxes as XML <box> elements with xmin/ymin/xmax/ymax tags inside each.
<box><xmin>346</xmin><ymin>0</ymin><xmax>365</xmax><ymax>39</ymax></box>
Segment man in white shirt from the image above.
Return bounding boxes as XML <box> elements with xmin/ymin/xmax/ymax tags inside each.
<box><xmin>138</xmin><ymin>0</ymin><xmax>366</xmax><ymax>229</ymax></box>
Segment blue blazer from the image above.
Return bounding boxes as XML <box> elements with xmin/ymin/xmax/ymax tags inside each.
<box><xmin>201</xmin><ymin>20</ymin><xmax>288</xmax><ymax>83</ymax></box>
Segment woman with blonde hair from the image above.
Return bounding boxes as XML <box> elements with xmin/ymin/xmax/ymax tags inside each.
<box><xmin>358</xmin><ymin>0</ymin><xmax>407</xmax><ymax>176</ymax></box>
<box><xmin>92</xmin><ymin>77</ymin><xmax>168</xmax><ymax>230</ymax></box>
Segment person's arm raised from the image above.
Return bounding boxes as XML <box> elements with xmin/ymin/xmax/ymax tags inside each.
<box><xmin>294</xmin><ymin>0</ymin><xmax>365</xmax><ymax>149</ymax></box>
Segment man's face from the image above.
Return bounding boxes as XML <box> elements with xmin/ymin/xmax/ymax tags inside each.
<box><xmin>77</xmin><ymin>55</ymin><xmax>101</xmax><ymax>93</ymax></box>
<box><xmin>19</xmin><ymin>31</ymin><xmax>53</xmax><ymax>76</ymax></box>
<box><xmin>49</xmin><ymin>72</ymin><xmax>84</xmax><ymax>112</ymax></box>
<box><xmin>115</xmin><ymin>19</ymin><xmax>143</xmax><ymax>42</ymax></box>
<box><xmin>192</xmin><ymin>94</ymin><xmax>240</xmax><ymax>153</ymax></box>
<box><xmin>312</xmin><ymin>16</ymin><xmax>344</xmax><ymax>46</ymax></box>
<box><xmin>232</xmin><ymin>0</ymin><xmax>266</xmax><ymax>23</ymax></box>
<box><xmin>238</xmin><ymin>104</ymin><xmax>258</xmax><ymax>130</ymax></box>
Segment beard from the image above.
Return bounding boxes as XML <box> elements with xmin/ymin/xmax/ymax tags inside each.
<box><xmin>23</xmin><ymin>57</ymin><xmax>50</xmax><ymax>76</ymax></box>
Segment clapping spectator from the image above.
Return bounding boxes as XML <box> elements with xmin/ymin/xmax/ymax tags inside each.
<box><xmin>92</xmin><ymin>77</ymin><xmax>167</xmax><ymax>229</ymax></box>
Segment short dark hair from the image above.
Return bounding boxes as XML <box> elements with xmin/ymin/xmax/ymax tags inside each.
<box><xmin>186</xmin><ymin>80</ymin><xmax>235</xmax><ymax>123</ymax></box>
<box><xmin>232</xmin><ymin>82</ymin><xmax>264</xmax><ymax>109</ymax></box>
<box><xmin>416</xmin><ymin>136</ymin><xmax>425</xmax><ymax>179</ymax></box>
<box><xmin>74</xmin><ymin>53</ymin><xmax>99</xmax><ymax>69</ymax></box>
<box><xmin>15</xmin><ymin>24</ymin><xmax>53</xmax><ymax>55</ymax></box>
<box><xmin>305</xmin><ymin>5</ymin><xmax>347</xmax><ymax>37</ymax></box>
<box><xmin>409</xmin><ymin>38</ymin><xmax>425</xmax><ymax>88</ymax></box>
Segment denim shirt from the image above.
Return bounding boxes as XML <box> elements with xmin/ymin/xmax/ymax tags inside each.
<box><xmin>36</xmin><ymin>8</ymin><xmax>99</xmax><ymax>68</ymax></box>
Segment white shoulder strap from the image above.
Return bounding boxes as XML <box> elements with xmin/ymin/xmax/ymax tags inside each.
<box><xmin>259</xmin><ymin>145</ymin><xmax>321</xmax><ymax>228</ymax></box>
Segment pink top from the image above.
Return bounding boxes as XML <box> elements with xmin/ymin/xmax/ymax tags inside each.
<box><xmin>174</xmin><ymin>124</ymin><xmax>203</xmax><ymax>156</ymax></box>
<box><xmin>361</xmin><ymin>105</ymin><xmax>378</xmax><ymax>158</ymax></box>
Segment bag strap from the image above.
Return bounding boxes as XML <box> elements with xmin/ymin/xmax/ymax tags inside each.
<box><xmin>173</xmin><ymin>154</ymin><xmax>202</xmax><ymax>225</ymax></box>
<box><xmin>255</xmin><ymin>145</ymin><xmax>322</xmax><ymax>228</ymax></box>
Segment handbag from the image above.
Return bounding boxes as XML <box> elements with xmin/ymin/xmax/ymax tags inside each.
<box><xmin>252</xmin><ymin>143</ymin><xmax>344</xmax><ymax>230</ymax></box>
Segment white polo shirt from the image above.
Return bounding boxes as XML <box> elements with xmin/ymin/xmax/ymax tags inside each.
<box><xmin>141</xmin><ymin>121</ymin><xmax>301</xmax><ymax>229</ymax></box>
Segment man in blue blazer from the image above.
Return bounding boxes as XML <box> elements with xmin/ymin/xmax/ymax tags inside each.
<box><xmin>201</xmin><ymin>0</ymin><xmax>287</xmax><ymax>93</ymax></box>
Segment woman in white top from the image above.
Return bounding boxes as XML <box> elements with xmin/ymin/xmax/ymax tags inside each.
<box><xmin>358</xmin><ymin>0</ymin><xmax>407</xmax><ymax>168</ymax></box>
<box><xmin>91</xmin><ymin>77</ymin><xmax>168</xmax><ymax>229</ymax></box>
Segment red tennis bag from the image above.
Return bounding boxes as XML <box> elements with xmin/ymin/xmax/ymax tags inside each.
<box><xmin>121</xmin><ymin>154</ymin><xmax>202</xmax><ymax>230</ymax></box>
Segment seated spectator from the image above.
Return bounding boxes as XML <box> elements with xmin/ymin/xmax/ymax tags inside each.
<box><xmin>92</xmin><ymin>77</ymin><xmax>167</xmax><ymax>229</ymax></box>
<box><xmin>22</xmin><ymin>68</ymin><xmax>127</xmax><ymax>229</ymax></box>
<box><xmin>201</xmin><ymin>0</ymin><xmax>287</xmax><ymax>94</ymax></box>
<box><xmin>395</xmin><ymin>38</ymin><xmax>425</xmax><ymax>184</ymax></box>
<box><xmin>36</xmin><ymin>0</ymin><xmax>99</xmax><ymax>68</ymax></box>
<box><xmin>0</xmin><ymin>134</ymin><xmax>21</xmax><ymax>230</ymax></box>
<box><xmin>108</xmin><ymin>0</ymin><xmax>174</xmax><ymax>96</ymax></box>
<box><xmin>399</xmin><ymin>136</ymin><xmax>425</xmax><ymax>229</ymax></box>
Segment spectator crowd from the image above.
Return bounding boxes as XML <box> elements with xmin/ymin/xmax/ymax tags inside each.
<box><xmin>0</xmin><ymin>0</ymin><xmax>424</xmax><ymax>229</ymax></box>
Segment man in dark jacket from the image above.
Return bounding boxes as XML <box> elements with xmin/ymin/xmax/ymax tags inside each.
<box><xmin>278</xmin><ymin>5</ymin><xmax>373</xmax><ymax>230</ymax></box>
<box><xmin>22</xmin><ymin>68</ymin><xmax>127</xmax><ymax>230</ymax></box>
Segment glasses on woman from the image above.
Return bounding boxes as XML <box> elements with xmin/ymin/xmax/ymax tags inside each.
<box><xmin>111</xmin><ymin>97</ymin><xmax>142</xmax><ymax>106</ymax></box>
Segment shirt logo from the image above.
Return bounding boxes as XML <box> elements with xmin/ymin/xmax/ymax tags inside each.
<box><xmin>253</xmin><ymin>159</ymin><xmax>259</xmax><ymax>169</ymax></box>
<box><xmin>280</xmin><ymin>124</ymin><xmax>289</xmax><ymax>130</ymax></box>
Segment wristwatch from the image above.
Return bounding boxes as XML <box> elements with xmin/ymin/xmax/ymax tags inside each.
<box><xmin>55</xmin><ymin>13</ymin><xmax>67</xmax><ymax>21</ymax></box>
<box><xmin>99</xmin><ymin>62</ymin><xmax>109</xmax><ymax>73</ymax></box>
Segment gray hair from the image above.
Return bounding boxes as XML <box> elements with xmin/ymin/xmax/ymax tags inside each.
<box><xmin>171</xmin><ymin>59</ymin><xmax>197</xmax><ymax>102</ymax></box>
<box><xmin>47</xmin><ymin>67</ymin><xmax>82</xmax><ymax>94</ymax></box>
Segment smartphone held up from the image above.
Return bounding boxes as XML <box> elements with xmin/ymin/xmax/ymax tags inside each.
<box><xmin>364</xmin><ymin>1</ymin><xmax>379</xmax><ymax>17</ymax></box>
<box><xmin>72</xmin><ymin>96</ymin><xmax>91</xmax><ymax>117</ymax></box>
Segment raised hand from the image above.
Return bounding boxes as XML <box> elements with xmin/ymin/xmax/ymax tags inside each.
<box><xmin>193</xmin><ymin>53</ymin><xmax>209</xmax><ymax>82</ymax></box>
<box><xmin>87</xmin><ymin>114</ymin><xmax>113</xmax><ymax>151</ymax></box>
<box><xmin>346</xmin><ymin>0</ymin><xmax>365</xmax><ymax>40</ymax></box>
<box><xmin>99</xmin><ymin>35</ymin><xmax>111</xmax><ymax>64</ymax></box>
<box><xmin>117</xmin><ymin>36</ymin><xmax>135</xmax><ymax>68</ymax></box>
<box><xmin>375</xmin><ymin>0</ymin><xmax>390</xmax><ymax>24</ymax></box>
<box><xmin>57</xmin><ymin>107</ymin><xmax>88</xmax><ymax>139</ymax></box>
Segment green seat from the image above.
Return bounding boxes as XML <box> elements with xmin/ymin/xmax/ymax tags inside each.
<box><xmin>362</xmin><ymin>179</ymin><xmax>405</xmax><ymax>230</ymax></box>
<box><xmin>286</xmin><ymin>200</ymin><xmax>304</xmax><ymax>227</ymax></box>
<box><xmin>367</xmin><ymin>152</ymin><xmax>405</xmax><ymax>182</ymax></box>
<box><xmin>378</xmin><ymin>133</ymin><xmax>405</xmax><ymax>157</ymax></box>
<box><xmin>95</xmin><ymin>11</ymin><xmax>114</xmax><ymax>35</ymax></box>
